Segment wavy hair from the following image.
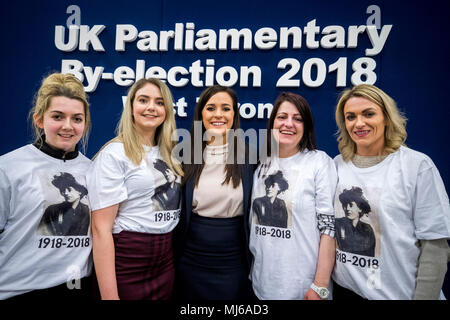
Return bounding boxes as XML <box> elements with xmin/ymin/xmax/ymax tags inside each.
<box><xmin>335</xmin><ymin>84</ymin><xmax>407</xmax><ymax>162</ymax></box>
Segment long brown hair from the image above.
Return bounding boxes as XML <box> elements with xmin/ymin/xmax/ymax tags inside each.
<box><xmin>182</xmin><ymin>85</ymin><xmax>243</xmax><ymax>188</ymax></box>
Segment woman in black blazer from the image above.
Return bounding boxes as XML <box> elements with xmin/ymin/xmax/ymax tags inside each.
<box><xmin>174</xmin><ymin>85</ymin><xmax>256</xmax><ymax>300</ymax></box>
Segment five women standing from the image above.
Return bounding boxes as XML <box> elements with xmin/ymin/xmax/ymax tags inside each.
<box><xmin>1</xmin><ymin>74</ymin><xmax>448</xmax><ymax>301</ymax></box>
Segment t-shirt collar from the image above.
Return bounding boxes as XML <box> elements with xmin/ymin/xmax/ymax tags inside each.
<box><xmin>33</xmin><ymin>135</ymin><xmax>79</xmax><ymax>160</ymax></box>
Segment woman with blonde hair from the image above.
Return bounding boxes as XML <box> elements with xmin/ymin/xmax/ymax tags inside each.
<box><xmin>87</xmin><ymin>78</ymin><xmax>182</xmax><ymax>300</ymax></box>
<box><xmin>332</xmin><ymin>84</ymin><xmax>450</xmax><ymax>300</ymax></box>
<box><xmin>0</xmin><ymin>72</ymin><xmax>92</xmax><ymax>300</ymax></box>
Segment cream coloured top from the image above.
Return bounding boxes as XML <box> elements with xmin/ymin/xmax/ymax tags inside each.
<box><xmin>192</xmin><ymin>143</ymin><xmax>243</xmax><ymax>218</ymax></box>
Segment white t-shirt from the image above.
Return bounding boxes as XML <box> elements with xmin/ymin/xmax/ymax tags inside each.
<box><xmin>87</xmin><ymin>142</ymin><xmax>181</xmax><ymax>234</ymax></box>
<box><xmin>332</xmin><ymin>146</ymin><xmax>450</xmax><ymax>300</ymax></box>
<box><xmin>249</xmin><ymin>150</ymin><xmax>337</xmax><ymax>299</ymax></box>
<box><xmin>0</xmin><ymin>145</ymin><xmax>92</xmax><ymax>299</ymax></box>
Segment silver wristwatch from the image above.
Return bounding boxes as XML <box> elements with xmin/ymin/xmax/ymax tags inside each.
<box><xmin>310</xmin><ymin>283</ymin><xmax>329</xmax><ymax>299</ymax></box>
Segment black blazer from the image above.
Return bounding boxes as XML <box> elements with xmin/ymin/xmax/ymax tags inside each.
<box><xmin>174</xmin><ymin>161</ymin><xmax>256</xmax><ymax>267</ymax></box>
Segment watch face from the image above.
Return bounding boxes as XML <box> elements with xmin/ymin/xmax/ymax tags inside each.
<box><xmin>319</xmin><ymin>288</ymin><xmax>329</xmax><ymax>298</ymax></box>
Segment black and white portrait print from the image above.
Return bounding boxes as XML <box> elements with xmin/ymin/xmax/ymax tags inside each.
<box><xmin>252</xmin><ymin>170</ymin><xmax>290</xmax><ymax>228</ymax></box>
<box><xmin>151</xmin><ymin>159</ymin><xmax>181</xmax><ymax>211</ymax></box>
<box><xmin>335</xmin><ymin>186</ymin><xmax>378</xmax><ymax>257</ymax></box>
<box><xmin>37</xmin><ymin>172</ymin><xmax>90</xmax><ymax>236</ymax></box>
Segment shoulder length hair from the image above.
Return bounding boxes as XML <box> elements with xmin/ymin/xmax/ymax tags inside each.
<box><xmin>266</xmin><ymin>92</ymin><xmax>317</xmax><ymax>156</ymax></box>
<box><xmin>96</xmin><ymin>78</ymin><xmax>182</xmax><ymax>176</ymax></box>
<box><xmin>30</xmin><ymin>73</ymin><xmax>91</xmax><ymax>152</ymax></box>
<box><xmin>182</xmin><ymin>85</ymin><xmax>243</xmax><ymax>188</ymax></box>
<box><xmin>335</xmin><ymin>84</ymin><xmax>407</xmax><ymax>162</ymax></box>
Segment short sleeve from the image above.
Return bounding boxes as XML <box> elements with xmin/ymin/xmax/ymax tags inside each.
<box><xmin>413</xmin><ymin>159</ymin><xmax>450</xmax><ymax>240</ymax></box>
<box><xmin>86</xmin><ymin>148</ymin><xmax>128</xmax><ymax>211</ymax></box>
<box><xmin>314</xmin><ymin>153</ymin><xmax>338</xmax><ymax>237</ymax></box>
<box><xmin>0</xmin><ymin>168</ymin><xmax>11</xmax><ymax>232</ymax></box>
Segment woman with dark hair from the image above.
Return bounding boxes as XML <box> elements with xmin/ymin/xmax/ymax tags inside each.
<box><xmin>152</xmin><ymin>158</ymin><xmax>181</xmax><ymax>211</ymax></box>
<box><xmin>174</xmin><ymin>85</ymin><xmax>255</xmax><ymax>300</ymax></box>
<box><xmin>335</xmin><ymin>186</ymin><xmax>375</xmax><ymax>257</ymax></box>
<box><xmin>252</xmin><ymin>170</ymin><xmax>289</xmax><ymax>228</ymax></box>
<box><xmin>249</xmin><ymin>92</ymin><xmax>337</xmax><ymax>300</ymax></box>
<box><xmin>38</xmin><ymin>172</ymin><xmax>90</xmax><ymax>236</ymax></box>
<box><xmin>332</xmin><ymin>84</ymin><xmax>450</xmax><ymax>300</ymax></box>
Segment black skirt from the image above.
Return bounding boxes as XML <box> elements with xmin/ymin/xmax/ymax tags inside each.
<box><xmin>175</xmin><ymin>214</ymin><xmax>254</xmax><ymax>301</ymax></box>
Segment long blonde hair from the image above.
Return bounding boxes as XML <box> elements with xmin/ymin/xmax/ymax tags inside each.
<box><xmin>96</xmin><ymin>78</ymin><xmax>182</xmax><ymax>176</ymax></box>
<box><xmin>30</xmin><ymin>73</ymin><xmax>91</xmax><ymax>152</ymax></box>
<box><xmin>335</xmin><ymin>84</ymin><xmax>407</xmax><ymax>162</ymax></box>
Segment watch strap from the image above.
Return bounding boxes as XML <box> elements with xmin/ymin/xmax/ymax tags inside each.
<box><xmin>310</xmin><ymin>283</ymin><xmax>329</xmax><ymax>299</ymax></box>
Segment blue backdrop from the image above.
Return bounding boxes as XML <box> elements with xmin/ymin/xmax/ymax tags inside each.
<box><xmin>1</xmin><ymin>0</ymin><xmax>449</xmax><ymax>297</ymax></box>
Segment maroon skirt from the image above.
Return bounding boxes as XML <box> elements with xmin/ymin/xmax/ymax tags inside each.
<box><xmin>112</xmin><ymin>230</ymin><xmax>174</xmax><ymax>300</ymax></box>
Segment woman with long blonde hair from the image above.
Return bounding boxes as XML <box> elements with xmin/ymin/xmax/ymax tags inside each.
<box><xmin>87</xmin><ymin>78</ymin><xmax>183</xmax><ymax>300</ymax></box>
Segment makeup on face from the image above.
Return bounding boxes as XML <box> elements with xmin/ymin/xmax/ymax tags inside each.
<box><xmin>273</xmin><ymin>101</ymin><xmax>304</xmax><ymax>157</ymax></box>
<box><xmin>343</xmin><ymin>96</ymin><xmax>386</xmax><ymax>156</ymax></box>
<box><xmin>201</xmin><ymin>91</ymin><xmax>235</xmax><ymax>145</ymax></box>
<box><xmin>132</xmin><ymin>83</ymin><xmax>166</xmax><ymax>144</ymax></box>
<box><xmin>35</xmin><ymin>96</ymin><xmax>85</xmax><ymax>152</ymax></box>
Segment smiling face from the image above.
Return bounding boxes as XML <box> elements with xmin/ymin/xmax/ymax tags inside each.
<box><xmin>273</xmin><ymin>101</ymin><xmax>304</xmax><ymax>157</ymax></box>
<box><xmin>201</xmin><ymin>91</ymin><xmax>235</xmax><ymax>145</ymax></box>
<box><xmin>344</xmin><ymin>96</ymin><xmax>386</xmax><ymax>156</ymax></box>
<box><xmin>34</xmin><ymin>96</ymin><xmax>85</xmax><ymax>152</ymax></box>
<box><xmin>132</xmin><ymin>83</ymin><xmax>166</xmax><ymax>144</ymax></box>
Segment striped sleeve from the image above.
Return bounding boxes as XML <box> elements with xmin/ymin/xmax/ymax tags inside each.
<box><xmin>317</xmin><ymin>213</ymin><xmax>335</xmax><ymax>238</ymax></box>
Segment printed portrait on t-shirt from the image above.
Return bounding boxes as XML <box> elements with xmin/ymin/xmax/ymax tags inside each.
<box><xmin>151</xmin><ymin>159</ymin><xmax>181</xmax><ymax>211</ymax></box>
<box><xmin>335</xmin><ymin>186</ymin><xmax>381</xmax><ymax>257</ymax></box>
<box><xmin>37</xmin><ymin>172</ymin><xmax>90</xmax><ymax>236</ymax></box>
<box><xmin>252</xmin><ymin>170</ymin><xmax>291</xmax><ymax>228</ymax></box>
